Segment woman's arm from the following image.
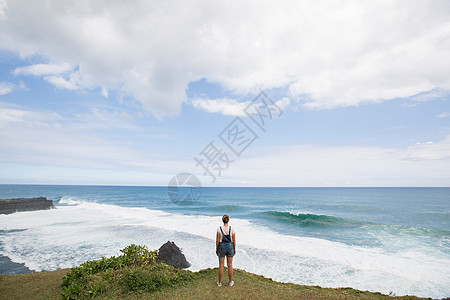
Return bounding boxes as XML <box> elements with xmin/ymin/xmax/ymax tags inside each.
<box><xmin>232</xmin><ymin>233</ymin><xmax>236</xmax><ymax>255</ymax></box>
<box><xmin>216</xmin><ymin>230</ymin><xmax>220</xmax><ymax>254</ymax></box>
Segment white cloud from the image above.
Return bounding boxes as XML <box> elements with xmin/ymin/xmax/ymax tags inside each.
<box><xmin>215</xmin><ymin>137</ymin><xmax>450</xmax><ymax>187</ymax></box>
<box><xmin>1</xmin><ymin>102</ymin><xmax>449</xmax><ymax>186</ymax></box>
<box><xmin>409</xmin><ymin>88</ymin><xmax>450</xmax><ymax>103</ymax></box>
<box><xmin>101</xmin><ymin>87</ymin><xmax>108</xmax><ymax>97</ymax></box>
<box><xmin>405</xmin><ymin>138</ymin><xmax>450</xmax><ymax>161</ymax></box>
<box><xmin>0</xmin><ymin>105</ymin><xmax>28</xmax><ymax>127</ymax></box>
<box><xmin>436</xmin><ymin>112</ymin><xmax>450</xmax><ymax>118</ymax></box>
<box><xmin>275</xmin><ymin>97</ymin><xmax>291</xmax><ymax>111</ymax></box>
<box><xmin>12</xmin><ymin>63</ymin><xmax>80</xmax><ymax>90</ymax></box>
<box><xmin>44</xmin><ymin>72</ymin><xmax>80</xmax><ymax>90</ymax></box>
<box><xmin>0</xmin><ymin>82</ymin><xmax>14</xmax><ymax>95</ymax></box>
<box><xmin>12</xmin><ymin>63</ymin><xmax>73</xmax><ymax>76</ymax></box>
<box><xmin>0</xmin><ymin>102</ymin><xmax>178</xmax><ymax>175</ymax></box>
<box><xmin>192</xmin><ymin>98</ymin><xmax>248</xmax><ymax>116</ymax></box>
<box><xmin>0</xmin><ymin>0</ymin><xmax>6</xmax><ymax>20</ymax></box>
<box><xmin>192</xmin><ymin>96</ymin><xmax>290</xmax><ymax>116</ymax></box>
<box><xmin>0</xmin><ymin>102</ymin><xmax>61</xmax><ymax>128</ymax></box>
<box><xmin>1</xmin><ymin>0</ymin><xmax>449</xmax><ymax>116</ymax></box>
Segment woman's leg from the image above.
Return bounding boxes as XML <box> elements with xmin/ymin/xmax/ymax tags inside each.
<box><xmin>226</xmin><ymin>256</ymin><xmax>233</xmax><ymax>283</ymax></box>
<box><xmin>218</xmin><ymin>256</ymin><xmax>225</xmax><ymax>283</ymax></box>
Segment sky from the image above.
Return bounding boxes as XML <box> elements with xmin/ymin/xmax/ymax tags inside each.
<box><xmin>0</xmin><ymin>0</ymin><xmax>449</xmax><ymax>187</ymax></box>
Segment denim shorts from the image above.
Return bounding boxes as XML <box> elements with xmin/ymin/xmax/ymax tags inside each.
<box><xmin>217</xmin><ymin>242</ymin><xmax>234</xmax><ymax>257</ymax></box>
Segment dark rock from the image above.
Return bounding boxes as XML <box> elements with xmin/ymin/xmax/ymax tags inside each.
<box><xmin>0</xmin><ymin>254</ymin><xmax>34</xmax><ymax>275</ymax></box>
<box><xmin>157</xmin><ymin>241</ymin><xmax>191</xmax><ymax>269</ymax></box>
<box><xmin>0</xmin><ymin>197</ymin><xmax>55</xmax><ymax>214</ymax></box>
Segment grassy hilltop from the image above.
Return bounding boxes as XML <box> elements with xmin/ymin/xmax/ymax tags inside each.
<box><xmin>0</xmin><ymin>244</ymin><xmax>430</xmax><ymax>300</ymax></box>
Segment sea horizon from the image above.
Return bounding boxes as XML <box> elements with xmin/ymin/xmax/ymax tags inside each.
<box><xmin>3</xmin><ymin>183</ymin><xmax>450</xmax><ymax>188</ymax></box>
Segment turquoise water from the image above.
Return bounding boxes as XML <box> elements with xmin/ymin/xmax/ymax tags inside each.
<box><xmin>0</xmin><ymin>185</ymin><xmax>449</xmax><ymax>298</ymax></box>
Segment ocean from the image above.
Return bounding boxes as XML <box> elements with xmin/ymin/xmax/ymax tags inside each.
<box><xmin>0</xmin><ymin>185</ymin><xmax>449</xmax><ymax>298</ymax></box>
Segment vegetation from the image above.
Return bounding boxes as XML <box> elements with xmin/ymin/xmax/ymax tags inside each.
<box><xmin>0</xmin><ymin>244</ymin><xmax>432</xmax><ymax>299</ymax></box>
<box><xmin>60</xmin><ymin>244</ymin><xmax>194</xmax><ymax>299</ymax></box>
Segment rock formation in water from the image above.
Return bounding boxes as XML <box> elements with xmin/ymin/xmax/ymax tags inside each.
<box><xmin>0</xmin><ymin>197</ymin><xmax>55</xmax><ymax>214</ymax></box>
<box><xmin>157</xmin><ymin>241</ymin><xmax>191</xmax><ymax>269</ymax></box>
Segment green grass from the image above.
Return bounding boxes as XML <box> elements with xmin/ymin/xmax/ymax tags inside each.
<box><xmin>0</xmin><ymin>269</ymin><xmax>69</xmax><ymax>300</ymax></box>
<box><xmin>0</xmin><ymin>267</ymin><xmax>431</xmax><ymax>300</ymax></box>
<box><xmin>0</xmin><ymin>244</ymin><xmax>434</xmax><ymax>300</ymax></box>
<box><xmin>148</xmin><ymin>268</ymin><xmax>430</xmax><ymax>300</ymax></box>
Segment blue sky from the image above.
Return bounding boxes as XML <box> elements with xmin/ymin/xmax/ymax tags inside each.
<box><xmin>0</xmin><ymin>0</ymin><xmax>449</xmax><ymax>186</ymax></box>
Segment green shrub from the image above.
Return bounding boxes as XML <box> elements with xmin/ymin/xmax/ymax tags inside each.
<box><xmin>60</xmin><ymin>244</ymin><xmax>192</xmax><ymax>299</ymax></box>
<box><xmin>120</xmin><ymin>269</ymin><xmax>151</xmax><ymax>292</ymax></box>
<box><xmin>86</xmin><ymin>278</ymin><xmax>108</xmax><ymax>297</ymax></box>
<box><xmin>120</xmin><ymin>244</ymin><xmax>158</xmax><ymax>267</ymax></box>
<box><xmin>120</xmin><ymin>264</ymin><xmax>194</xmax><ymax>293</ymax></box>
<box><xmin>61</xmin><ymin>281</ymin><xmax>83</xmax><ymax>300</ymax></box>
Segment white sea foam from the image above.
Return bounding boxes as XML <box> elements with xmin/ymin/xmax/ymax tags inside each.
<box><xmin>0</xmin><ymin>201</ymin><xmax>449</xmax><ymax>298</ymax></box>
<box><xmin>58</xmin><ymin>196</ymin><xmax>83</xmax><ymax>205</ymax></box>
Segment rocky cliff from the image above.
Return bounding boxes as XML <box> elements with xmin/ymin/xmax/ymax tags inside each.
<box><xmin>0</xmin><ymin>197</ymin><xmax>55</xmax><ymax>214</ymax></box>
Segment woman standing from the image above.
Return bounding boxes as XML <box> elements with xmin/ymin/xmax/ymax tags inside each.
<box><xmin>216</xmin><ymin>214</ymin><xmax>236</xmax><ymax>286</ymax></box>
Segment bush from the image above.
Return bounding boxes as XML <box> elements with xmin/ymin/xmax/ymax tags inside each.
<box><xmin>120</xmin><ymin>264</ymin><xmax>194</xmax><ymax>293</ymax></box>
<box><xmin>61</xmin><ymin>281</ymin><xmax>83</xmax><ymax>300</ymax></box>
<box><xmin>61</xmin><ymin>245</ymin><xmax>192</xmax><ymax>299</ymax></box>
<box><xmin>120</xmin><ymin>244</ymin><xmax>158</xmax><ymax>267</ymax></box>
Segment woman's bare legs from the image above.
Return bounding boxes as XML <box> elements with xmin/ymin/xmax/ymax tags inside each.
<box><xmin>218</xmin><ymin>256</ymin><xmax>225</xmax><ymax>283</ymax></box>
<box><xmin>227</xmin><ymin>256</ymin><xmax>233</xmax><ymax>283</ymax></box>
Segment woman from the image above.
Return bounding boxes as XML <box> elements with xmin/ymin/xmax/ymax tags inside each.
<box><xmin>216</xmin><ymin>214</ymin><xmax>236</xmax><ymax>286</ymax></box>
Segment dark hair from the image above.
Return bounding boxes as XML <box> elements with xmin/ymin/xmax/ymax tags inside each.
<box><xmin>222</xmin><ymin>215</ymin><xmax>229</xmax><ymax>224</ymax></box>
